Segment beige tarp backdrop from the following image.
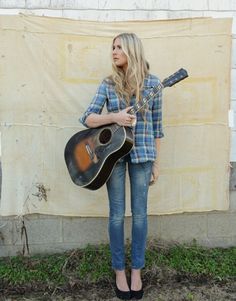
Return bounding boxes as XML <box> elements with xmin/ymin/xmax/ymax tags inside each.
<box><xmin>0</xmin><ymin>15</ymin><xmax>232</xmax><ymax>216</ymax></box>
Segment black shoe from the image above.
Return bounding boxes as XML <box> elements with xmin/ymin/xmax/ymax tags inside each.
<box><xmin>115</xmin><ymin>283</ymin><xmax>131</xmax><ymax>300</ymax></box>
<box><xmin>130</xmin><ymin>287</ymin><xmax>144</xmax><ymax>300</ymax></box>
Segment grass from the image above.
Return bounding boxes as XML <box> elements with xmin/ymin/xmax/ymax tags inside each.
<box><xmin>0</xmin><ymin>253</ymin><xmax>67</xmax><ymax>285</ymax></box>
<box><xmin>145</xmin><ymin>242</ymin><xmax>236</xmax><ymax>280</ymax></box>
<box><xmin>0</xmin><ymin>241</ymin><xmax>235</xmax><ymax>290</ymax></box>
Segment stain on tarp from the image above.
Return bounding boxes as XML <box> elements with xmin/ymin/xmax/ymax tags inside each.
<box><xmin>32</xmin><ymin>183</ymin><xmax>50</xmax><ymax>202</ymax></box>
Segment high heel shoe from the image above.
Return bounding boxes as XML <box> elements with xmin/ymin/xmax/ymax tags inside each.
<box><xmin>115</xmin><ymin>283</ymin><xmax>131</xmax><ymax>300</ymax></box>
<box><xmin>130</xmin><ymin>287</ymin><xmax>144</xmax><ymax>300</ymax></box>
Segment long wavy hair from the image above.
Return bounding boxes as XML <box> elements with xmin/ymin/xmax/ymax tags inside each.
<box><xmin>111</xmin><ymin>33</ymin><xmax>149</xmax><ymax>105</ymax></box>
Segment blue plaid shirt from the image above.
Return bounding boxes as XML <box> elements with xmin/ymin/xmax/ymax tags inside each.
<box><xmin>80</xmin><ymin>74</ymin><xmax>164</xmax><ymax>163</ymax></box>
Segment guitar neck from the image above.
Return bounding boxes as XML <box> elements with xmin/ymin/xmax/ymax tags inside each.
<box><xmin>129</xmin><ymin>82</ymin><xmax>163</xmax><ymax>115</ymax></box>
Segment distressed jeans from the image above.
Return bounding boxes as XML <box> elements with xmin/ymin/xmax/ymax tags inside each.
<box><xmin>106</xmin><ymin>156</ymin><xmax>153</xmax><ymax>270</ymax></box>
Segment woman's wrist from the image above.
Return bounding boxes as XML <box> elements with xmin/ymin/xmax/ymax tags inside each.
<box><xmin>109</xmin><ymin>112</ymin><xmax>117</xmax><ymax>124</ymax></box>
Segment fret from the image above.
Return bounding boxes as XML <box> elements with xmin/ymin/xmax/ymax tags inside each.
<box><xmin>130</xmin><ymin>82</ymin><xmax>164</xmax><ymax>114</ymax></box>
<box><xmin>129</xmin><ymin>107</ymin><xmax>136</xmax><ymax>115</ymax></box>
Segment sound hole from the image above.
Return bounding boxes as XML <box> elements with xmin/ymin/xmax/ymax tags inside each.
<box><xmin>99</xmin><ymin>129</ymin><xmax>112</xmax><ymax>144</ymax></box>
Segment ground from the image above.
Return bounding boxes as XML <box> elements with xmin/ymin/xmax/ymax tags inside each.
<box><xmin>1</xmin><ymin>267</ymin><xmax>236</xmax><ymax>301</ymax></box>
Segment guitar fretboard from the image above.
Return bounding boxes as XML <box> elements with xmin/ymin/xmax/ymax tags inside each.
<box><xmin>129</xmin><ymin>83</ymin><xmax>163</xmax><ymax>115</ymax></box>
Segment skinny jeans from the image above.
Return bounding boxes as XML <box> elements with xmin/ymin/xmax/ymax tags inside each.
<box><xmin>106</xmin><ymin>156</ymin><xmax>153</xmax><ymax>270</ymax></box>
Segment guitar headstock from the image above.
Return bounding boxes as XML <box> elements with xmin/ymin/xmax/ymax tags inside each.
<box><xmin>162</xmin><ymin>68</ymin><xmax>188</xmax><ymax>88</ymax></box>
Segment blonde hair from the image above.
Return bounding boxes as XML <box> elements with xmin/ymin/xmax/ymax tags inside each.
<box><xmin>111</xmin><ymin>33</ymin><xmax>149</xmax><ymax>104</ymax></box>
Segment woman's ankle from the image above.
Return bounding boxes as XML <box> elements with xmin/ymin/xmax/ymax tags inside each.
<box><xmin>115</xmin><ymin>270</ymin><xmax>130</xmax><ymax>291</ymax></box>
<box><xmin>131</xmin><ymin>269</ymin><xmax>142</xmax><ymax>291</ymax></box>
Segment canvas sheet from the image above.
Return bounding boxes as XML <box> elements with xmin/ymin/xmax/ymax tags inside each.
<box><xmin>0</xmin><ymin>15</ymin><xmax>232</xmax><ymax>216</ymax></box>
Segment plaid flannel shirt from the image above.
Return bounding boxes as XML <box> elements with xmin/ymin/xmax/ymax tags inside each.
<box><xmin>80</xmin><ymin>73</ymin><xmax>164</xmax><ymax>163</ymax></box>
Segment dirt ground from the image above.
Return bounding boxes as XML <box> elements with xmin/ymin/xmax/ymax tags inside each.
<box><xmin>1</xmin><ymin>267</ymin><xmax>236</xmax><ymax>301</ymax></box>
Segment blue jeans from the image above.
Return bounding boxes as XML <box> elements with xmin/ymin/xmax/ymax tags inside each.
<box><xmin>106</xmin><ymin>156</ymin><xmax>153</xmax><ymax>270</ymax></box>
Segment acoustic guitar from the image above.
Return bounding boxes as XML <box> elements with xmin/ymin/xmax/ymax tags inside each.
<box><xmin>64</xmin><ymin>68</ymin><xmax>188</xmax><ymax>190</ymax></box>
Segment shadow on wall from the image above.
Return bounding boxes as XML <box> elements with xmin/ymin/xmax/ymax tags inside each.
<box><xmin>0</xmin><ymin>131</ymin><xmax>1</xmax><ymax>198</ymax></box>
<box><xmin>0</xmin><ymin>160</ymin><xmax>1</xmax><ymax>199</ymax></box>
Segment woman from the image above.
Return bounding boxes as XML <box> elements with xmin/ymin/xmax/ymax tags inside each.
<box><xmin>80</xmin><ymin>33</ymin><xmax>164</xmax><ymax>300</ymax></box>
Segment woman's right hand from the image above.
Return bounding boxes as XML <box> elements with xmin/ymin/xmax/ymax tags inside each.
<box><xmin>114</xmin><ymin>106</ymin><xmax>136</xmax><ymax>126</ymax></box>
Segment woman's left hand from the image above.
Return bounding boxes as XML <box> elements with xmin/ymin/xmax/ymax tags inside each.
<box><xmin>149</xmin><ymin>161</ymin><xmax>159</xmax><ymax>185</ymax></box>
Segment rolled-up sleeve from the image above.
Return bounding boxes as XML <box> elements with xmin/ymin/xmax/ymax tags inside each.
<box><xmin>152</xmin><ymin>90</ymin><xmax>164</xmax><ymax>138</ymax></box>
<box><xmin>79</xmin><ymin>80</ymin><xmax>107</xmax><ymax>127</ymax></box>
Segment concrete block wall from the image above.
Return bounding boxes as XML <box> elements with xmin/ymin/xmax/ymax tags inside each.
<box><xmin>0</xmin><ymin>0</ymin><xmax>236</xmax><ymax>256</ymax></box>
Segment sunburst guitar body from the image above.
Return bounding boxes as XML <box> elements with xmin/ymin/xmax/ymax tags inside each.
<box><xmin>64</xmin><ymin>125</ymin><xmax>133</xmax><ymax>190</ymax></box>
